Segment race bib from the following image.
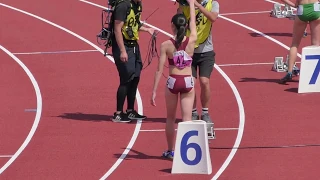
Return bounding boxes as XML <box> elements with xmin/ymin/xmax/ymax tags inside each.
<box><xmin>314</xmin><ymin>3</ymin><xmax>320</xmax><ymax>12</ymax></box>
<box><xmin>166</xmin><ymin>76</ymin><xmax>176</xmax><ymax>89</ymax></box>
<box><xmin>184</xmin><ymin>76</ymin><xmax>194</xmax><ymax>88</ymax></box>
<box><xmin>172</xmin><ymin>50</ymin><xmax>192</xmax><ymax>69</ymax></box>
<box><xmin>297</xmin><ymin>5</ymin><xmax>303</xmax><ymax>15</ymax></box>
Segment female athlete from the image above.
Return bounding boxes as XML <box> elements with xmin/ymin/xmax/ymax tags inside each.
<box><xmin>279</xmin><ymin>0</ymin><xmax>320</xmax><ymax>84</ymax></box>
<box><xmin>150</xmin><ymin>0</ymin><xmax>197</xmax><ymax>159</ymax></box>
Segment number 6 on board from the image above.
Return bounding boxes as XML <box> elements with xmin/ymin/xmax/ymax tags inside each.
<box><xmin>180</xmin><ymin>130</ymin><xmax>202</xmax><ymax>165</ymax></box>
<box><xmin>171</xmin><ymin>120</ymin><xmax>212</xmax><ymax>174</ymax></box>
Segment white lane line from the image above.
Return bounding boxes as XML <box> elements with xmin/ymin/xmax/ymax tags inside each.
<box><xmin>218</xmin><ymin>61</ymin><xmax>301</xmax><ymax>67</ymax></box>
<box><xmin>217</xmin><ymin>15</ymin><xmax>301</xmax><ymax>58</ymax></box>
<box><xmin>140</xmin><ymin>128</ymin><xmax>239</xmax><ymax>132</ymax></box>
<box><xmin>24</xmin><ymin>109</ymin><xmax>37</xmax><ymax>112</ymax></box>
<box><xmin>210</xmin><ymin>12</ymin><xmax>303</xmax><ymax>179</ymax></box>
<box><xmin>0</xmin><ymin>155</ymin><xmax>13</xmax><ymax>158</ymax></box>
<box><xmin>0</xmin><ymin>3</ymin><xmax>143</xmax><ymax>177</ymax></box>
<box><xmin>220</xmin><ymin>11</ymin><xmax>271</xmax><ymax>16</ymax></box>
<box><xmin>78</xmin><ymin>1</ymin><xmax>246</xmax><ymax>180</ymax></box>
<box><xmin>0</xmin><ymin>45</ymin><xmax>42</xmax><ymax>174</ymax></box>
<box><xmin>265</xmin><ymin>0</ymin><xmax>297</xmax><ymax>10</ymax></box>
<box><xmin>13</xmin><ymin>49</ymin><xmax>99</xmax><ymax>55</ymax></box>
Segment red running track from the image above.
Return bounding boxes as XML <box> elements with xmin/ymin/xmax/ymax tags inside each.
<box><xmin>1</xmin><ymin>0</ymin><xmax>320</xmax><ymax>179</ymax></box>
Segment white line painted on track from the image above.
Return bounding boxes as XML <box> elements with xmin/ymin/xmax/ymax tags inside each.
<box><xmin>0</xmin><ymin>3</ymin><xmax>143</xmax><ymax>177</ymax></box>
<box><xmin>79</xmin><ymin>1</ymin><xmax>246</xmax><ymax>180</ymax></box>
<box><xmin>220</xmin><ymin>11</ymin><xmax>271</xmax><ymax>16</ymax></box>
<box><xmin>0</xmin><ymin>45</ymin><xmax>42</xmax><ymax>174</ymax></box>
<box><xmin>218</xmin><ymin>15</ymin><xmax>302</xmax><ymax>59</ymax></box>
<box><xmin>140</xmin><ymin>128</ymin><xmax>239</xmax><ymax>132</ymax></box>
<box><xmin>211</xmin><ymin>12</ymin><xmax>305</xmax><ymax>179</ymax></box>
<box><xmin>13</xmin><ymin>49</ymin><xmax>98</xmax><ymax>55</ymax></box>
<box><xmin>265</xmin><ymin>0</ymin><xmax>297</xmax><ymax>10</ymax></box>
<box><xmin>218</xmin><ymin>61</ymin><xmax>301</xmax><ymax>67</ymax></box>
<box><xmin>24</xmin><ymin>109</ymin><xmax>37</xmax><ymax>112</ymax></box>
<box><xmin>0</xmin><ymin>155</ymin><xmax>13</xmax><ymax>158</ymax></box>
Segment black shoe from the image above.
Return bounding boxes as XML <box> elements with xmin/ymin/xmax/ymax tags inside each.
<box><xmin>279</xmin><ymin>73</ymin><xmax>292</xmax><ymax>84</ymax></box>
<box><xmin>111</xmin><ymin>112</ymin><xmax>131</xmax><ymax>123</ymax></box>
<box><xmin>126</xmin><ymin>110</ymin><xmax>147</xmax><ymax>120</ymax></box>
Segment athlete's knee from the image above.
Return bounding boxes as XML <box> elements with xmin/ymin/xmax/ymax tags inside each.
<box><xmin>199</xmin><ymin>77</ymin><xmax>210</xmax><ymax>88</ymax></box>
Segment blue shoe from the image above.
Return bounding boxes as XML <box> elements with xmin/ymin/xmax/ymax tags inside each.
<box><xmin>279</xmin><ymin>73</ymin><xmax>292</xmax><ymax>84</ymax></box>
<box><xmin>162</xmin><ymin>150</ymin><xmax>174</xmax><ymax>160</ymax></box>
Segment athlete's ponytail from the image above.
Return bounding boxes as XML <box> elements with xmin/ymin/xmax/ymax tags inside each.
<box><xmin>171</xmin><ymin>14</ymin><xmax>187</xmax><ymax>49</ymax></box>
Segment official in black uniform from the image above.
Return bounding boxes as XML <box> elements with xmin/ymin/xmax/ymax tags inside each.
<box><xmin>111</xmin><ymin>0</ymin><xmax>154</xmax><ymax>123</ymax></box>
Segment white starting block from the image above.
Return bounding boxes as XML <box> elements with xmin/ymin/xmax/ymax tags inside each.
<box><xmin>172</xmin><ymin>120</ymin><xmax>212</xmax><ymax>174</ymax></box>
<box><xmin>270</xmin><ymin>3</ymin><xmax>296</xmax><ymax>18</ymax></box>
<box><xmin>270</xmin><ymin>3</ymin><xmax>286</xmax><ymax>18</ymax></box>
<box><xmin>273</xmin><ymin>55</ymin><xmax>301</xmax><ymax>73</ymax></box>
<box><xmin>298</xmin><ymin>46</ymin><xmax>320</xmax><ymax>93</ymax></box>
<box><xmin>272</xmin><ymin>56</ymin><xmax>287</xmax><ymax>72</ymax></box>
<box><xmin>207</xmin><ymin>123</ymin><xmax>215</xmax><ymax>140</ymax></box>
<box><xmin>284</xmin><ymin>4</ymin><xmax>295</xmax><ymax>18</ymax></box>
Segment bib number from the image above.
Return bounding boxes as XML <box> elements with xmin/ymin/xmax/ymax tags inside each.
<box><xmin>166</xmin><ymin>76</ymin><xmax>176</xmax><ymax>89</ymax></box>
<box><xmin>184</xmin><ymin>76</ymin><xmax>194</xmax><ymax>88</ymax></box>
<box><xmin>297</xmin><ymin>5</ymin><xmax>303</xmax><ymax>15</ymax></box>
<box><xmin>173</xmin><ymin>51</ymin><xmax>192</xmax><ymax>69</ymax></box>
<box><xmin>314</xmin><ymin>3</ymin><xmax>320</xmax><ymax>12</ymax></box>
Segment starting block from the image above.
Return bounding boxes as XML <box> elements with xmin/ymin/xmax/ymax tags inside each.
<box><xmin>270</xmin><ymin>3</ymin><xmax>286</xmax><ymax>18</ymax></box>
<box><xmin>272</xmin><ymin>56</ymin><xmax>287</xmax><ymax>72</ymax></box>
<box><xmin>207</xmin><ymin>123</ymin><xmax>215</xmax><ymax>140</ymax></box>
<box><xmin>172</xmin><ymin>120</ymin><xmax>212</xmax><ymax>174</ymax></box>
<box><xmin>284</xmin><ymin>4</ymin><xmax>295</xmax><ymax>18</ymax></box>
<box><xmin>298</xmin><ymin>46</ymin><xmax>320</xmax><ymax>93</ymax></box>
<box><xmin>270</xmin><ymin>3</ymin><xmax>296</xmax><ymax>18</ymax></box>
<box><xmin>273</xmin><ymin>55</ymin><xmax>300</xmax><ymax>73</ymax></box>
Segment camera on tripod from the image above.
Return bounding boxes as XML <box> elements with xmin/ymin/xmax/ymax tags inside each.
<box><xmin>96</xmin><ymin>8</ymin><xmax>114</xmax><ymax>56</ymax></box>
<box><xmin>97</xmin><ymin>27</ymin><xmax>111</xmax><ymax>41</ymax></box>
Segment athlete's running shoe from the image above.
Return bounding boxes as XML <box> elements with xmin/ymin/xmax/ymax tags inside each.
<box><xmin>279</xmin><ymin>73</ymin><xmax>293</xmax><ymax>84</ymax></box>
<box><xmin>162</xmin><ymin>150</ymin><xmax>174</xmax><ymax>159</ymax></box>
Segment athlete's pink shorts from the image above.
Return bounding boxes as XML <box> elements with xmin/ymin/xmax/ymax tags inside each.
<box><xmin>166</xmin><ymin>74</ymin><xmax>194</xmax><ymax>94</ymax></box>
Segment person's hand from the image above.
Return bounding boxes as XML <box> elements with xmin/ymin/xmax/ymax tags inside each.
<box><xmin>187</xmin><ymin>0</ymin><xmax>195</xmax><ymax>4</ymax></box>
<box><xmin>148</xmin><ymin>28</ymin><xmax>155</xmax><ymax>36</ymax></box>
<box><xmin>120</xmin><ymin>51</ymin><xmax>128</xmax><ymax>62</ymax></box>
<box><xmin>151</xmin><ymin>92</ymin><xmax>156</xmax><ymax>106</ymax></box>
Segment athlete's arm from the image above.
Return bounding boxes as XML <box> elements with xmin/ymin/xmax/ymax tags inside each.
<box><xmin>194</xmin><ymin>0</ymin><xmax>219</xmax><ymax>22</ymax></box>
<box><xmin>187</xmin><ymin>0</ymin><xmax>197</xmax><ymax>48</ymax></box>
<box><xmin>281</xmin><ymin>0</ymin><xmax>296</xmax><ymax>7</ymax></box>
<box><xmin>151</xmin><ymin>42</ymin><xmax>167</xmax><ymax>106</ymax></box>
<box><xmin>113</xmin><ymin>3</ymin><xmax>129</xmax><ymax>53</ymax></box>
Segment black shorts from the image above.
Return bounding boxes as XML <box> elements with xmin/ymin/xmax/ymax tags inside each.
<box><xmin>191</xmin><ymin>51</ymin><xmax>215</xmax><ymax>79</ymax></box>
<box><xmin>112</xmin><ymin>41</ymin><xmax>142</xmax><ymax>84</ymax></box>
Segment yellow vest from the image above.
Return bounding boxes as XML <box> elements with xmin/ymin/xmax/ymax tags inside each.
<box><xmin>182</xmin><ymin>0</ymin><xmax>213</xmax><ymax>48</ymax></box>
<box><xmin>121</xmin><ymin>2</ymin><xmax>141</xmax><ymax>41</ymax></box>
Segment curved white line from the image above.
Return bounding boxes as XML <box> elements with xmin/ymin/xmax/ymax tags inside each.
<box><xmin>211</xmin><ymin>12</ymin><xmax>305</xmax><ymax>178</ymax></box>
<box><xmin>0</xmin><ymin>3</ymin><xmax>143</xmax><ymax>178</ymax></box>
<box><xmin>77</xmin><ymin>1</ymin><xmax>245</xmax><ymax>179</ymax></box>
<box><xmin>0</xmin><ymin>45</ymin><xmax>43</xmax><ymax>174</ymax></box>
<box><xmin>218</xmin><ymin>15</ymin><xmax>301</xmax><ymax>58</ymax></box>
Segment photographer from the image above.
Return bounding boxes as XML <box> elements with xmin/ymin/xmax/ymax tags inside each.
<box><xmin>111</xmin><ymin>0</ymin><xmax>154</xmax><ymax>123</ymax></box>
